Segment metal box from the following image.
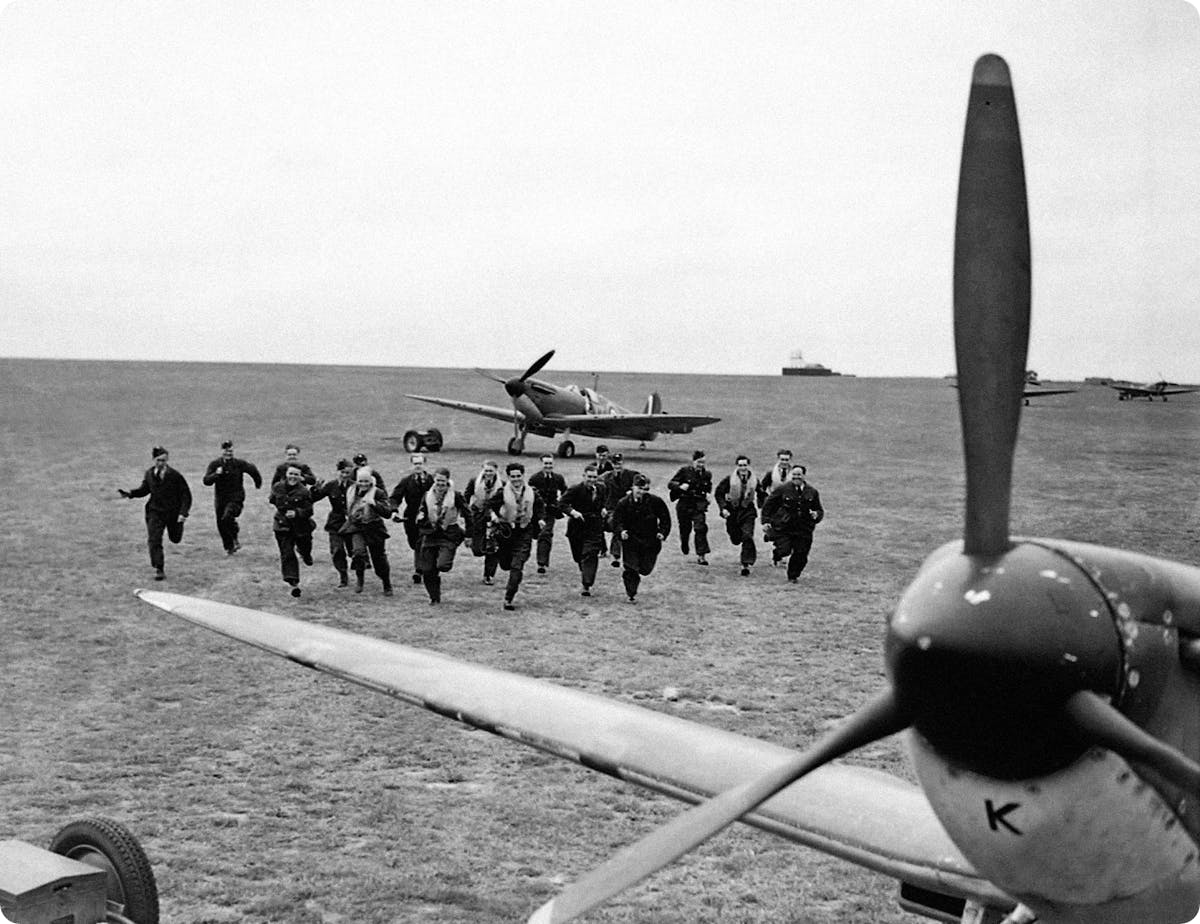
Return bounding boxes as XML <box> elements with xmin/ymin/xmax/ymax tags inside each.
<box><xmin>0</xmin><ymin>839</ymin><xmax>108</xmax><ymax>924</ymax></box>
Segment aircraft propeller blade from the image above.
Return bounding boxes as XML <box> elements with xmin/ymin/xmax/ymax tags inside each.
<box><xmin>1063</xmin><ymin>690</ymin><xmax>1200</xmax><ymax>794</ymax></box>
<box><xmin>473</xmin><ymin>367</ymin><xmax>507</xmax><ymax>384</ymax></box>
<box><xmin>520</xmin><ymin>349</ymin><xmax>556</xmax><ymax>382</ymax></box>
<box><xmin>953</xmin><ymin>53</ymin><xmax>1030</xmax><ymax>556</ymax></box>
<box><xmin>528</xmin><ymin>690</ymin><xmax>909</xmax><ymax>924</ymax></box>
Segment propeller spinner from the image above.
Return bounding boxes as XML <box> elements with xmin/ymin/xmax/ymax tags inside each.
<box><xmin>505</xmin><ymin>349</ymin><xmax>556</xmax><ymax>397</ymax></box>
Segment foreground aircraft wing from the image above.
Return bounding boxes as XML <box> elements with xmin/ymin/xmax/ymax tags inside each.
<box><xmin>405</xmin><ymin>393</ymin><xmax>524</xmax><ymax>424</ymax></box>
<box><xmin>544</xmin><ymin>413</ymin><xmax>720</xmax><ymax>434</ymax></box>
<box><xmin>135</xmin><ymin>590</ymin><xmax>1012</xmax><ymax>913</ymax></box>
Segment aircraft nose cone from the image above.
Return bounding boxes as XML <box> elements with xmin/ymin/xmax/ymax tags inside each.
<box><xmin>886</xmin><ymin>542</ymin><xmax>1122</xmax><ymax>779</ymax></box>
<box><xmin>504</xmin><ymin>377</ymin><xmax>527</xmax><ymax>398</ymax></box>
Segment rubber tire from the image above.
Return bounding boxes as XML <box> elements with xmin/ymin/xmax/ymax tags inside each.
<box><xmin>507</xmin><ymin>436</ymin><xmax>524</xmax><ymax>456</ymax></box>
<box><xmin>424</xmin><ymin>428</ymin><xmax>443</xmax><ymax>452</ymax></box>
<box><xmin>403</xmin><ymin>430</ymin><xmax>422</xmax><ymax>453</ymax></box>
<box><xmin>49</xmin><ymin>817</ymin><xmax>160</xmax><ymax>924</ymax></box>
<box><xmin>557</xmin><ymin>440</ymin><xmax>575</xmax><ymax>458</ymax></box>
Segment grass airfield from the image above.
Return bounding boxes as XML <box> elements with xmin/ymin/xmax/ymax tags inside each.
<box><xmin>2</xmin><ymin>357</ymin><xmax>1199</xmax><ymax>924</ymax></box>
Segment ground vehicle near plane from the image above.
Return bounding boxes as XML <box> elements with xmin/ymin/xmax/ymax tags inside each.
<box><xmin>0</xmin><ymin>817</ymin><xmax>159</xmax><ymax>924</ymax></box>
<box><xmin>399</xmin><ymin>427</ymin><xmax>443</xmax><ymax>453</ymax></box>
<box><xmin>405</xmin><ymin>351</ymin><xmax>719</xmax><ymax>457</ymax></box>
<box><xmin>137</xmin><ymin>56</ymin><xmax>1200</xmax><ymax>924</ymax></box>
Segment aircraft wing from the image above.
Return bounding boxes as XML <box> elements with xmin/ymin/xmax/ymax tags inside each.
<box><xmin>1159</xmin><ymin>387</ymin><xmax>1200</xmax><ymax>396</ymax></box>
<box><xmin>405</xmin><ymin>393</ymin><xmax>524</xmax><ymax>425</ymax></box>
<box><xmin>135</xmin><ymin>589</ymin><xmax>1013</xmax><ymax>913</ymax></box>
<box><xmin>544</xmin><ymin>413</ymin><xmax>720</xmax><ymax>435</ymax></box>
<box><xmin>1022</xmin><ymin>388</ymin><xmax>1076</xmax><ymax>398</ymax></box>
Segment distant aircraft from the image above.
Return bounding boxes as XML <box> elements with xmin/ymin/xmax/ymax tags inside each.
<box><xmin>404</xmin><ymin>350</ymin><xmax>720</xmax><ymax>456</ymax></box>
<box><xmin>1020</xmin><ymin>384</ymin><xmax>1076</xmax><ymax>405</ymax></box>
<box><xmin>950</xmin><ymin>370</ymin><xmax>1076</xmax><ymax>405</ymax></box>
<box><xmin>1106</xmin><ymin>379</ymin><xmax>1199</xmax><ymax>401</ymax></box>
<box><xmin>138</xmin><ymin>56</ymin><xmax>1200</xmax><ymax>924</ymax></box>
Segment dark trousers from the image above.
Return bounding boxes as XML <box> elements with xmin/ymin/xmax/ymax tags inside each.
<box><xmin>326</xmin><ymin>531</ymin><xmax>348</xmax><ymax>580</ymax></box>
<box><xmin>347</xmin><ymin>533</ymin><xmax>391</xmax><ymax>588</ymax></box>
<box><xmin>535</xmin><ymin>518</ymin><xmax>557</xmax><ymax>568</ymax></box>
<box><xmin>773</xmin><ymin>531</ymin><xmax>814</xmax><ymax>580</ymax></box>
<box><xmin>145</xmin><ymin>509</ymin><xmax>185</xmax><ymax>569</ymax></box>
<box><xmin>403</xmin><ymin>519</ymin><xmax>422</xmax><ymax>573</ymax></box>
<box><xmin>214</xmin><ymin>498</ymin><xmax>244</xmax><ymax>550</ymax></box>
<box><xmin>275</xmin><ymin>531</ymin><xmax>313</xmax><ymax>586</ymax></box>
<box><xmin>621</xmin><ymin>540</ymin><xmax>660</xmax><ymax>598</ymax></box>
<box><xmin>497</xmin><ymin>529</ymin><xmax>534</xmax><ymax>600</ymax></box>
<box><xmin>468</xmin><ymin>515</ymin><xmax>499</xmax><ymax>579</ymax></box>
<box><xmin>417</xmin><ymin>536</ymin><xmax>459</xmax><ymax>602</ymax></box>
<box><xmin>676</xmin><ymin>502</ymin><xmax>709</xmax><ymax>555</ymax></box>
<box><xmin>725</xmin><ymin>507</ymin><xmax>758</xmax><ymax>566</ymax></box>
<box><xmin>567</xmin><ymin>533</ymin><xmax>604</xmax><ymax>588</ymax></box>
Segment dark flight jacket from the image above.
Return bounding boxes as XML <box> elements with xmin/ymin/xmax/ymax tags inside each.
<box><xmin>202</xmin><ymin>457</ymin><xmax>263</xmax><ymax>502</ymax></box>
<box><xmin>127</xmin><ymin>465</ymin><xmax>192</xmax><ymax>517</ymax></box>
<box><xmin>762</xmin><ymin>481</ymin><xmax>824</xmax><ymax>537</ymax></box>
<box><xmin>269</xmin><ymin>481</ymin><xmax>316</xmax><ymax>534</ymax></box>
<box><xmin>612</xmin><ymin>492</ymin><xmax>672</xmax><ymax>549</ymax></box>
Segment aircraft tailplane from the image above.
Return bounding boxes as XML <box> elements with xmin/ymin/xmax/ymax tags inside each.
<box><xmin>644</xmin><ymin>392</ymin><xmax>663</xmax><ymax>415</ymax></box>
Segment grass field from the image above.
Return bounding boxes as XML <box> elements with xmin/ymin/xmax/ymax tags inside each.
<box><xmin>2</xmin><ymin>357</ymin><xmax>1199</xmax><ymax>923</ymax></box>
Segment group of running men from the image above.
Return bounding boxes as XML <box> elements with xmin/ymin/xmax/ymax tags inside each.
<box><xmin>119</xmin><ymin>441</ymin><xmax>823</xmax><ymax>608</ymax></box>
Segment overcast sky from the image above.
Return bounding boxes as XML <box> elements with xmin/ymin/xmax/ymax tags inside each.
<box><xmin>2</xmin><ymin>1</ymin><xmax>1198</xmax><ymax>379</ymax></box>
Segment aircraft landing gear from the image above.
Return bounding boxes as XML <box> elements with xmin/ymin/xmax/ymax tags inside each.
<box><xmin>557</xmin><ymin>439</ymin><xmax>575</xmax><ymax>458</ymax></box>
<box><xmin>507</xmin><ymin>435</ymin><xmax>525</xmax><ymax>455</ymax></box>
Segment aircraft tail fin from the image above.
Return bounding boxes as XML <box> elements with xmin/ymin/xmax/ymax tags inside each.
<box><xmin>644</xmin><ymin>392</ymin><xmax>663</xmax><ymax>415</ymax></box>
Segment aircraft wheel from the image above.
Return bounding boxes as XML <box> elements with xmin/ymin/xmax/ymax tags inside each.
<box><xmin>424</xmin><ymin>428</ymin><xmax>444</xmax><ymax>452</ymax></box>
<box><xmin>557</xmin><ymin>440</ymin><xmax>575</xmax><ymax>458</ymax></box>
<box><xmin>507</xmin><ymin>436</ymin><xmax>524</xmax><ymax>456</ymax></box>
<box><xmin>50</xmin><ymin>817</ymin><xmax>160</xmax><ymax>924</ymax></box>
<box><xmin>403</xmin><ymin>430</ymin><xmax>423</xmax><ymax>453</ymax></box>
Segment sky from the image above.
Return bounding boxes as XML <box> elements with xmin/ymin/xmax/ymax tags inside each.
<box><xmin>1</xmin><ymin>1</ymin><xmax>1198</xmax><ymax>379</ymax></box>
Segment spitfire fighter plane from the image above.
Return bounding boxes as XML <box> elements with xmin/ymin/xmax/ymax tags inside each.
<box><xmin>949</xmin><ymin>370</ymin><xmax>1076</xmax><ymax>406</ymax></box>
<box><xmin>138</xmin><ymin>56</ymin><xmax>1200</xmax><ymax>924</ymax></box>
<box><xmin>404</xmin><ymin>351</ymin><xmax>719</xmax><ymax>457</ymax></box>
<box><xmin>1106</xmin><ymin>379</ymin><xmax>1199</xmax><ymax>401</ymax></box>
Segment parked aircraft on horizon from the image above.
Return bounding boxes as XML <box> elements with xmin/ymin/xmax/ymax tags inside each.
<box><xmin>1020</xmin><ymin>383</ymin><xmax>1076</xmax><ymax>405</ymax></box>
<box><xmin>404</xmin><ymin>350</ymin><xmax>720</xmax><ymax>457</ymax></box>
<box><xmin>1106</xmin><ymin>379</ymin><xmax>1199</xmax><ymax>401</ymax></box>
<box><xmin>949</xmin><ymin>370</ymin><xmax>1077</xmax><ymax>405</ymax></box>
<box><xmin>137</xmin><ymin>56</ymin><xmax>1200</xmax><ymax>924</ymax></box>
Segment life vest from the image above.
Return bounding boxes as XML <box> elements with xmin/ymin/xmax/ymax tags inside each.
<box><xmin>724</xmin><ymin>470</ymin><xmax>759</xmax><ymax>507</ymax></box>
<box><xmin>346</xmin><ymin>485</ymin><xmax>383</xmax><ymax>524</ymax></box>
<box><xmin>499</xmin><ymin>482</ymin><xmax>536</xmax><ymax>528</ymax></box>
<box><xmin>470</xmin><ymin>473</ymin><xmax>501</xmax><ymax>509</ymax></box>
<box><xmin>423</xmin><ymin>484</ymin><xmax>461</xmax><ymax>529</ymax></box>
